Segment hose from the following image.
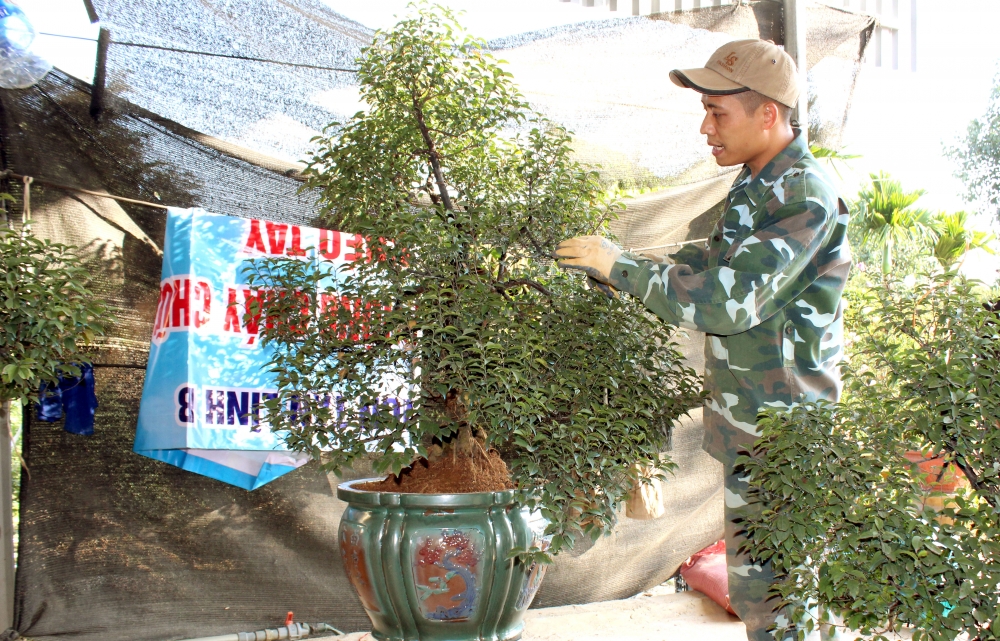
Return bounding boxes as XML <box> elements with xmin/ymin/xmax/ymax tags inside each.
<box><xmin>178</xmin><ymin>622</ymin><xmax>345</xmax><ymax>641</ymax></box>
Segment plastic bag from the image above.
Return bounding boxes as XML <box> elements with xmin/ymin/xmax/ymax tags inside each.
<box><xmin>134</xmin><ymin>208</ymin><xmax>383</xmax><ymax>489</ymax></box>
<box><xmin>680</xmin><ymin>539</ymin><xmax>735</xmax><ymax>614</ymax></box>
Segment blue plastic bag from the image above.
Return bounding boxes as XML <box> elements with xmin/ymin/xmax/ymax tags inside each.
<box><xmin>37</xmin><ymin>363</ymin><xmax>98</xmax><ymax>435</ymax></box>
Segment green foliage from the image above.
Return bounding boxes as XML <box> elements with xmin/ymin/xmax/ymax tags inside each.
<box><xmin>852</xmin><ymin>172</ymin><xmax>935</xmax><ymax>275</ymax></box>
<box><xmin>245</xmin><ymin>4</ymin><xmax>703</xmax><ymax>556</ymax></box>
<box><xmin>740</xmin><ymin>272</ymin><xmax>1000</xmax><ymax>640</ymax></box>
<box><xmin>809</xmin><ymin>144</ymin><xmax>859</xmax><ymax>180</ymax></box>
<box><xmin>0</xmin><ymin>225</ymin><xmax>109</xmax><ymax>403</ymax></box>
<box><xmin>930</xmin><ymin>210</ymin><xmax>996</xmax><ymax>270</ymax></box>
<box><xmin>948</xmin><ymin>74</ymin><xmax>1000</xmax><ymax>225</ymax></box>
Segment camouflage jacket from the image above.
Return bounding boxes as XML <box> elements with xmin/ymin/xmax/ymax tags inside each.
<box><xmin>609</xmin><ymin>131</ymin><xmax>852</xmax><ymax>465</ymax></box>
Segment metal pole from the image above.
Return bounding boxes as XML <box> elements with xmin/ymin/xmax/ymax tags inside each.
<box><xmin>90</xmin><ymin>28</ymin><xmax>110</xmax><ymax>121</ymax></box>
<box><xmin>783</xmin><ymin>0</ymin><xmax>808</xmax><ymax>144</ymax></box>
<box><xmin>0</xmin><ymin>401</ymin><xmax>13</xmax><ymax>632</ymax></box>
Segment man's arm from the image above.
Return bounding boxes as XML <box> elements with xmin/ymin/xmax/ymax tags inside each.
<box><xmin>667</xmin><ymin>241</ymin><xmax>709</xmax><ymax>272</ymax></box>
<box><xmin>606</xmin><ymin>199</ymin><xmax>842</xmax><ymax>336</ymax></box>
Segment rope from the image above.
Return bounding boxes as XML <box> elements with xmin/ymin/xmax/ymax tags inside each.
<box><xmin>0</xmin><ymin>171</ymin><xmax>170</xmax><ymax>211</ymax></box>
<box><xmin>629</xmin><ymin>238</ymin><xmax>708</xmax><ymax>253</ymax></box>
<box><xmin>5</xmin><ymin>169</ymin><xmax>710</xmax><ymax>251</ymax></box>
<box><xmin>37</xmin><ymin>32</ymin><xmax>360</xmax><ymax>73</ymax></box>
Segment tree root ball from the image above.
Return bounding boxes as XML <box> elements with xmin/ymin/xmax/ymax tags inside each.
<box><xmin>358</xmin><ymin>449</ymin><xmax>515</xmax><ymax>494</ymax></box>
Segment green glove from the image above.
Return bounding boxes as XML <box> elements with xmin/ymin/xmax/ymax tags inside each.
<box><xmin>555</xmin><ymin>235</ymin><xmax>623</xmax><ymax>284</ymax></box>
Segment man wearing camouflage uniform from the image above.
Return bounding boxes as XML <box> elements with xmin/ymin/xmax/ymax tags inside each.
<box><xmin>556</xmin><ymin>40</ymin><xmax>851</xmax><ymax>641</ymax></box>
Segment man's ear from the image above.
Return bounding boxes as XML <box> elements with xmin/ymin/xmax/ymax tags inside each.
<box><xmin>760</xmin><ymin>102</ymin><xmax>779</xmax><ymax>131</ymax></box>
<box><xmin>759</xmin><ymin>102</ymin><xmax>781</xmax><ymax>131</ymax></box>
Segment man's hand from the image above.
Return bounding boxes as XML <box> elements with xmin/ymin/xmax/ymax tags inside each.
<box><xmin>587</xmin><ymin>277</ymin><xmax>619</xmax><ymax>299</ymax></box>
<box><xmin>555</xmin><ymin>235</ymin><xmax>623</xmax><ymax>284</ymax></box>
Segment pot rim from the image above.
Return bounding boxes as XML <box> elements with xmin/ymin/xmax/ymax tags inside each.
<box><xmin>337</xmin><ymin>477</ymin><xmax>517</xmax><ymax>507</ymax></box>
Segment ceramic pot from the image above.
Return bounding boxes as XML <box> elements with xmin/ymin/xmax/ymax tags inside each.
<box><xmin>903</xmin><ymin>451</ymin><xmax>966</xmax><ymax>493</ymax></box>
<box><xmin>337</xmin><ymin>479</ymin><xmax>549</xmax><ymax>641</ymax></box>
<box><xmin>903</xmin><ymin>451</ymin><xmax>970</xmax><ymax>525</ymax></box>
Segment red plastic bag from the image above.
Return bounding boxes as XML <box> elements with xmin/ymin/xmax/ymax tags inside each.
<box><xmin>680</xmin><ymin>540</ymin><xmax>735</xmax><ymax>615</ymax></box>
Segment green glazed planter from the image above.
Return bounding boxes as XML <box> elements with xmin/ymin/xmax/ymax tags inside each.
<box><xmin>337</xmin><ymin>479</ymin><xmax>549</xmax><ymax>641</ymax></box>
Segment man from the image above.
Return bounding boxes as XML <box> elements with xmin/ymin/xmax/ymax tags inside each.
<box><xmin>556</xmin><ymin>40</ymin><xmax>851</xmax><ymax>641</ymax></box>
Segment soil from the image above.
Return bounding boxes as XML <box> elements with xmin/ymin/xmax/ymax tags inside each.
<box><xmin>358</xmin><ymin>449</ymin><xmax>514</xmax><ymax>494</ymax></box>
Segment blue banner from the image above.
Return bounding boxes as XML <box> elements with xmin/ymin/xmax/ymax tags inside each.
<box><xmin>135</xmin><ymin>208</ymin><xmax>372</xmax><ymax>489</ymax></box>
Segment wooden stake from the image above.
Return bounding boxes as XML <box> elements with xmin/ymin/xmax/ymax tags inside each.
<box><xmin>0</xmin><ymin>401</ymin><xmax>13</xmax><ymax>632</ymax></box>
<box><xmin>783</xmin><ymin>0</ymin><xmax>809</xmax><ymax>145</ymax></box>
<box><xmin>81</xmin><ymin>0</ymin><xmax>99</xmax><ymax>23</ymax></box>
<box><xmin>90</xmin><ymin>28</ymin><xmax>110</xmax><ymax>122</ymax></box>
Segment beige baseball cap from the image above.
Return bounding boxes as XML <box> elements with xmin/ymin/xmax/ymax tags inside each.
<box><xmin>669</xmin><ymin>39</ymin><xmax>800</xmax><ymax>109</ymax></box>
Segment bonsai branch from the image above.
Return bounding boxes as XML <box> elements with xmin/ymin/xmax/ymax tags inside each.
<box><xmin>942</xmin><ymin>442</ymin><xmax>998</xmax><ymax>508</ymax></box>
<box><xmin>496</xmin><ymin>279</ymin><xmax>554</xmax><ymax>299</ymax></box>
<box><xmin>519</xmin><ymin>223</ymin><xmax>549</xmax><ymax>259</ymax></box>
<box><xmin>411</xmin><ymin>92</ymin><xmax>454</xmax><ymax>213</ymax></box>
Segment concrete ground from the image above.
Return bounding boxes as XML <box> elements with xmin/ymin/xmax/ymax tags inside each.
<box><xmin>314</xmin><ymin>591</ymin><xmax>749</xmax><ymax>641</ymax></box>
<box><xmin>312</xmin><ymin>588</ymin><xmax>922</xmax><ymax>641</ymax></box>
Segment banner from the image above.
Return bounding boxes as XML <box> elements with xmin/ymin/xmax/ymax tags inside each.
<box><xmin>135</xmin><ymin>208</ymin><xmax>376</xmax><ymax>489</ymax></box>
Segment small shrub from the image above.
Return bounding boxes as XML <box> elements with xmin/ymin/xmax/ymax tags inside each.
<box><xmin>740</xmin><ymin>272</ymin><xmax>1000</xmax><ymax>640</ymax></box>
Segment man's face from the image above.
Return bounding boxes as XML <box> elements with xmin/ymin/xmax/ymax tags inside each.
<box><xmin>700</xmin><ymin>94</ymin><xmax>768</xmax><ymax>168</ymax></box>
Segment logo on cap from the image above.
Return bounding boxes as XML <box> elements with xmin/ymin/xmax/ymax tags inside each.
<box><xmin>719</xmin><ymin>53</ymin><xmax>738</xmax><ymax>72</ymax></box>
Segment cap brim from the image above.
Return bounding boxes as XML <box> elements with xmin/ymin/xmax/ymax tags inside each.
<box><xmin>669</xmin><ymin>68</ymin><xmax>748</xmax><ymax>95</ymax></box>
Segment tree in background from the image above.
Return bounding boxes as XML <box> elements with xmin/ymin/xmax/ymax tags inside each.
<box><xmin>949</xmin><ymin>75</ymin><xmax>1000</xmax><ymax>225</ymax></box>
<box><xmin>930</xmin><ymin>210</ymin><xmax>996</xmax><ymax>272</ymax></box>
<box><xmin>809</xmin><ymin>144</ymin><xmax>859</xmax><ymax>180</ymax></box>
<box><xmin>852</xmin><ymin>172</ymin><xmax>935</xmax><ymax>275</ymax></box>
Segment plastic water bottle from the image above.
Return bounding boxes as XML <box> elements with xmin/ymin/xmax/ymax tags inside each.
<box><xmin>0</xmin><ymin>0</ymin><xmax>51</xmax><ymax>89</ymax></box>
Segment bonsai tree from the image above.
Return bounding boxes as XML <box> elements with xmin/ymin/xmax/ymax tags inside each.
<box><xmin>738</xmin><ymin>272</ymin><xmax>999</xmax><ymax>640</ymax></box>
<box><xmin>247</xmin><ymin>5</ymin><xmax>702</xmax><ymax>556</ymax></box>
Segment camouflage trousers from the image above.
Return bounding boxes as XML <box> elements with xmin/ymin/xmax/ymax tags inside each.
<box><xmin>725</xmin><ymin>469</ymin><xmax>841</xmax><ymax>641</ymax></box>
<box><xmin>724</xmin><ymin>467</ymin><xmax>792</xmax><ymax>641</ymax></box>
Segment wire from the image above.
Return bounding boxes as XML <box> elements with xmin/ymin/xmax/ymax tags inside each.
<box><xmin>38</xmin><ymin>32</ymin><xmax>96</xmax><ymax>42</ymax></box>
<box><xmin>37</xmin><ymin>31</ymin><xmax>359</xmax><ymax>73</ymax></box>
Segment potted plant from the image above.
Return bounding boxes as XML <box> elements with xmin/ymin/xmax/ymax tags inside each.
<box><xmin>247</xmin><ymin>5</ymin><xmax>702</xmax><ymax>640</ymax></box>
